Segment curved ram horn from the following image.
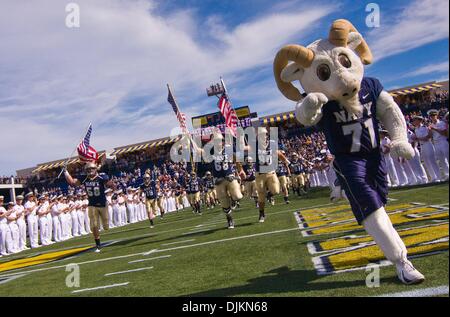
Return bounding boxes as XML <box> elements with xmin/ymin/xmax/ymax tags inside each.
<box><xmin>329</xmin><ymin>19</ymin><xmax>373</xmax><ymax>65</ymax></box>
<box><xmin>273</xmin><ymin>44</ymin><xmax>314</xmax><ymax>102</ymax></box>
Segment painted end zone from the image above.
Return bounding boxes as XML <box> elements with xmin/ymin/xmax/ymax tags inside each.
<box><xmin>0</xmin><ymin>246</ymin><xmax>92</xmax><ymax>273</ymax></box>
<box><xmin>294</xmin><ymin>203</ymin><xmax>449</xmax><ymax>275</ymax></box>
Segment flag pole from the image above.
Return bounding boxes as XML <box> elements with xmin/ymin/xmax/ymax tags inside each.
<box><xmin>56</xmin><ymin>122</ymin><xmax>92</xmax><ymax>179</ymax></box>
<box><xmin>167</xmin><ymin>84</ymin><xmax>196</xmax><ymax>173</ymax></box>
<box><xmin>220</xmin><ymin>77</ymin><xmax>242</xmax><ymax>129</ymax></box>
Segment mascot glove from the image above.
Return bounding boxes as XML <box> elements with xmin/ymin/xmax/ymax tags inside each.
<box><xmin>295</xmin><ymin>93</ymin><xmax>328</xmax><ymax>125</ymax></box>
<box><xmin>390</xmin><ymin>140</ymin><xmax>415</xmax><ymax>160</ymax></box>
<box><xmin>298</xmin><ymin>93</ymin><xmax>328</xmax><ymax>111</ymax></box>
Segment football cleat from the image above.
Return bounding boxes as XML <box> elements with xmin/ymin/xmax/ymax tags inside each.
<box><xmin>259</xmin><ymin>212</ymin><xmax>265</xmax><ymax>223</ymax></box>
<box><xmin>396</xmin><ymin>260</ymin><xmax>425</xmax><ymax>285</ymax></box>
<box><xmin>94</xmin><ymin>248</ymin><xmax>101</xmax><ymax>253</ymax></box>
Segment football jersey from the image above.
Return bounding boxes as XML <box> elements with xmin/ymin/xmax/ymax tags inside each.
<box><xmin>188</xmin><ymin>177</ymin><xmax>201</xmax><ymax>193</ymax></box>
<box><xmin>208</xmin><ymin>148</ymin><xmax>235</xmax><ymax>179</ymax></box>
<box><xmin>141</xmin><ymin>181</ymin><xmax>157</xmax><ymax>200</ymax></box>
<box><xmin>255</xmin><ymin>139</ymin><xmax>277</xmax><ymax>173</ymax></box>
<box><xmin>82</xmin><ymin>174</ymin><xmax>109</xmax><ymax>207</ymax></box>
<box><xmin>290</xmin><ymin>160</ymin><xmax>304</xmax><ymax>175</ymax></box>
<box><xmin>243</xmin><ymin>163</ymin><xmax>256</xmax><ymax>181</ymax></box>
<box><xmin>317</xmin><ymin>77</ymin><xmax>383</xmax><ymax>156</ymax></box>
<box><xmin>204</xmin><ymin>177</ymin><xmax>215</xmax><ymax>189</ymax></box>
<box><xmin>276</xmin><ymin>162</ymin><xmax>288</xmax><ymax>176</ymax></box>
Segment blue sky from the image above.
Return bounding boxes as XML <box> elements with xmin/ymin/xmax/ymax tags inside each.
<box><xmin>0</xmin><ymin>0</ymin><xmax>448</xmax><ymax>175</ymax></box>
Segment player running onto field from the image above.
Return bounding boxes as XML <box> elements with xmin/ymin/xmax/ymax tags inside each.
<box><xmin>64</xmin><ymin>162</ymin><xmax>113</xmax><ymax>252</ymax></box>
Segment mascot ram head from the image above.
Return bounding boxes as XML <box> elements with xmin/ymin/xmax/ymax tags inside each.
<box><xmin>274</xmin><ymin>19</ymin><xmax>372</xmax><ymax>115</ymax></box>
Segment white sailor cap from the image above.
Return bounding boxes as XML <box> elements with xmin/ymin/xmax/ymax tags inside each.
<box><xmin>16</xmin><ymin>195</ymin><xmax>24</xmax><ymax>200</ymax></box>
<box><xmin>412</xmin><ymin>115</ymin><xmax>424</xmax><ymax>121</ymax></box>
<box><xmin>427</xmin><ymin>109</ymin><xmax>439</xmax><ymax>116</ymax></box>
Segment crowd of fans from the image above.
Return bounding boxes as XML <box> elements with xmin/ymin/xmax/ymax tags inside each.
<box><xmin>0</xmin><ymin>176</ymin><xmax>27</xmax><ymax>185</ymax></box>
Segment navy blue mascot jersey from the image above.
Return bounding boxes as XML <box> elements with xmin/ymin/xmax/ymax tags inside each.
<box><xmin>140</xmin><ymin>181</ymin><xmax>157</xmax><ymax>200</ymax></box>
<box><xmin>82</xmin><ymin>174</ymin><xmax>109</xmax><ymax>207</ymax></box>
<box><xmin>317</xmin><ymin>77</ymin><xmax>383</xmax><ymax>157</ymax></box>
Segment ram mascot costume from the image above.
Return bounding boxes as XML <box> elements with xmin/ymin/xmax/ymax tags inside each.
<box><xmin>273</xmin><ymin>19</ymin><xmax>424</xmax><ymax>284</ymax></box>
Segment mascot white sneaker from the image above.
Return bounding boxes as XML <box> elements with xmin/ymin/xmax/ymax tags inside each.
<box><xmin>273</xmin><ymin>19</ymin><xmax>424</xmax><ymax>285</ymax></box>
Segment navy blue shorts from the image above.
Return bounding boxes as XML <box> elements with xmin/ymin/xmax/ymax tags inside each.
<box><xmin>333</xmin><ymin>151</ymin><xmax>388</xmax><ymax>224</ymax></box>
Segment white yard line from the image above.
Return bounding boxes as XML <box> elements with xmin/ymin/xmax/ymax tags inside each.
<box><xmin>104</xmin><ymin>267</ymin><xmax>153</xmax><ymax>276</ymax></box>
<box><xmin>0</xmin><ymin>227</ymin><xmax>298</xmax><ymax>277</ymax></box>
<box><xmin>293</xmin><ymin>212</ymin><xmax>305</xmax><ymax>229</ymax></box>
<box><xmin>71</xmin><ymin>282</ymin><xmax>129</xmax><ymax>294</ymax></box>
<box><xmin>389</xmin><ymin>186</ymin><xmax>445</xmax><ymax>196</ymax></box>
<box><xmin>128</xmin><ymin>255</ymin><xmax>172</xmax><ymax>264</ymax></box>
<box><xmin>182</xmin><ymin>229</ymin><xmax>212</xmax><ymax>235</ymax></box>
<box><xmin>377</xmin><ymin>285</ymin><xmax>449</xmax><ymax>297</ymax></box>
<box><xmin>191</xmin><ymin>224</ymin><xmax>217</xmax><ymax>230</ymax></box>
<box><xmin>157</xmin><ymin>228</ymin><xmax>298</xmax><ymax>253</ymax></box>
<box><xmin>1</xmin><ymin>201</ymin><xmax>336</xmax><ymax>265</ymax></box>
<box><xmin>161</xmin><ymin>239</ymin><xmax>195</xmax><ymax>246</ymax></box>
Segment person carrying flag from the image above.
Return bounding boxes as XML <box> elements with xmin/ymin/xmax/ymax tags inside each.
<box><xmin>64</xmin><ymin>163</ymin><xmax>113</xmax><ymax>252</ymax></box>
<box><xmin>63</xmin><ymin>124</ymin><xmax>113</xmax><ymax>252</ymax></box>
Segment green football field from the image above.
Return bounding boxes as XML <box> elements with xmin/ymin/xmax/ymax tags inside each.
<box><xmin>0</xmin><ymin>184</ymin><xmax>448</xmax><ymax>297</ymax></box>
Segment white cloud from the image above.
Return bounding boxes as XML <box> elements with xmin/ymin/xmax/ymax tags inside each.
<box><xmin>368</xmin><ymin>0</ymin><xmax>449</xmax><ymax>61</ymax></box>
<box><xmin>0</xmin><ymin>0</ymin><xmax>334</xmax><ymax>174</ymax></box>
<box><xmin>405</xmin><ymin>61</ymin><xmax>449</xmax><ymax>77</ymax></box>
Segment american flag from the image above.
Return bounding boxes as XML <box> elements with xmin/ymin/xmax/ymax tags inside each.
<box><xmin>77</xmin><ymin>124</ymin><xmax>99</xmax><ymax>162</ymax></box>
<box><xmin>167</xmin><ymin>86</ymin><xmax>188</xmax><ymax>134</ymax></box>
<box><xmin>218</xmin><ymin>93</ymin><xmax>238</xmax><ymax>137</ymax></box>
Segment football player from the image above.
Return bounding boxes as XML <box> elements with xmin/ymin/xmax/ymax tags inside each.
<box><xmin>64</xmin><ymin>162</ymin><xmax>113</xmax><ymax>252</ymax></box>
<box><xmin>243</xmin><ymin>156</ymin><xmax>258</xmax><ymax>207</ymax></box>
<box><xmin>276</xmin><ymin>152</ymin><xmax>291</xmax><ymax>204</ymax></box>
<box><xmin>187</xmin><ymin>171</ymin><xmax>202</xmax><ymax>215</ymax></box>
<box><xmin>203</xmin><ymin>171</ymin><xmax>216</xmax><ymax>209</ymax></box>
<box><xmin>289</xmin><ymin>153</ymin><xmax>306</xmax><ymax>196</ymax></box>
<box><xmin>194</xmin><ymin>131</ymin><xmax>243</xmax><ymax>229</ymax></box>
<box><xmin>247</xmin><ymin>127</ymin><xmax>289</xmax><ymax>223</ymax></box>
<box><xmin>140</xmin><ymin>173</ymin><xmax>157</xmax><ymax>228</ymax></box>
